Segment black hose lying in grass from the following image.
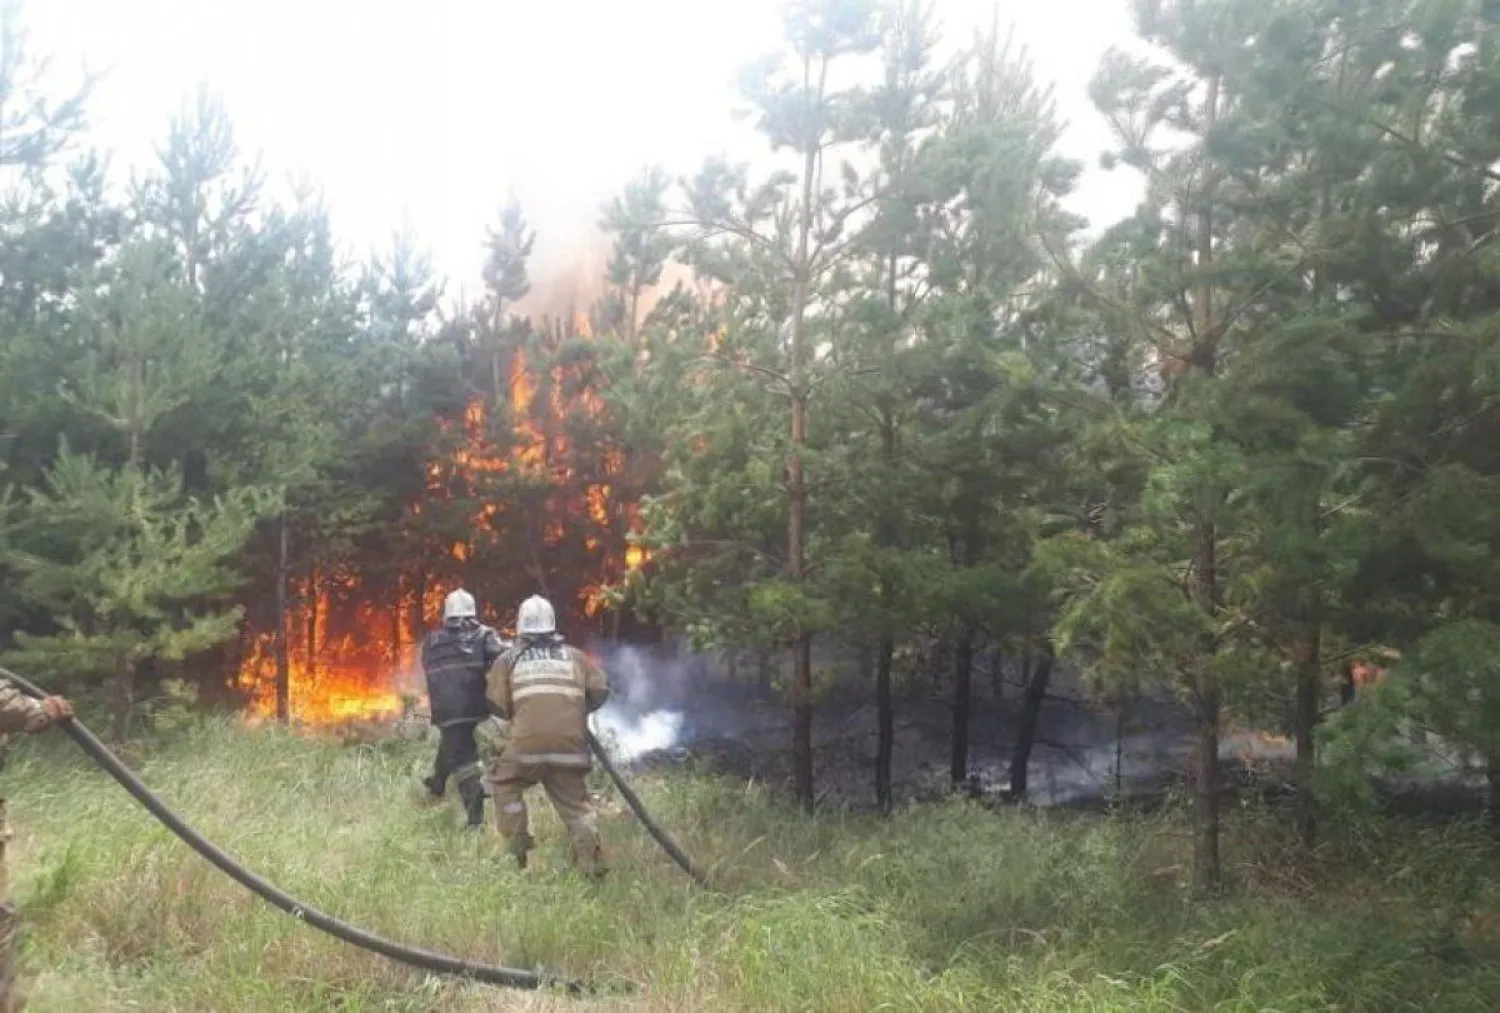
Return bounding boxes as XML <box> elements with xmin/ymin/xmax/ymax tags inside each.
<box><xmin>0</xmin><ymin>666</ymin><xmax>580</xmax><ymax>995</ymax></box>
<box><xmin>586</xmin><ymin>729</ymin><xmax>711</xmax><ymax>888</ymax></box>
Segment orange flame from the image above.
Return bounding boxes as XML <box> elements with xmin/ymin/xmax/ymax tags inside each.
<box><xmin>237</xmin><ymin>315</ymin><xmax>651</xmax><ymax>724</ymax></box>
<box><xmin>237</xmin><ymin>575</ymin><xmax>441</xmax><ymax>724</ymax></box>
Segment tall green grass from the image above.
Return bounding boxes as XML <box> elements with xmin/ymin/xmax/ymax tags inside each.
<box><xmin>2</xmin><ymin>716</ymin><xmax>1497</xmax><ymax>1011</ymax></box>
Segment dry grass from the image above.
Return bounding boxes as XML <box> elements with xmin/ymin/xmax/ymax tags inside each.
<box><xmin>2</xmin><ymin>716</ymin><xmax>1498</xmax><ymax>1011</ymax></box>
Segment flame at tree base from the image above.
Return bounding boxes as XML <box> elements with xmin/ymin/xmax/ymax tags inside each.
<box><xmin>236</xmin><ymin>576</ymin><xmax>438</xmax><ymax>726</ymax></box>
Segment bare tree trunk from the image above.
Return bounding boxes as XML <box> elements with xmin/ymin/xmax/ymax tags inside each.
<box><xmin>307</xmin><ymin>564</ymin><xmax>321</xmax><ymax>678</ymax></box>
<box><xmin>274</xmin><ymin>517</ymin><xmax>291</xmax><ymax>723</ymax></box>
<box><xmin>1115</xmin><ymin>703</ymin><xmax>1125</xmax><ymax>796</ymax></box>
<box><xmin>1486</xmin><ymin>753</ymin><xmax>1500</xmax><ymax>839</ymax></box>
<box><xmin>785</xmin><ymin>50</ymin><xmax>821</xmax><ymax>816</ymax></box>
<box><xmin>393</xmin><ymin>580</ymin><xmax>404</xmax><ymax>667</ymax></box>
<box><xmin>1008</xmin><ymin>648</ymin><xmax>1054</xmax><ymax>801</ymax></box>
<box><xmin>876</xmin><ymin>634</ymin><xmax>895</xmax><ymax>814</ymax></box>
<box><xmin>110</xmin><ymin>653</ymin><xmax>135</xmax><ymax>745</ymax></box>
<box><xmin>791</xmin><ymin>633</ymin><xmax>814</xmax><ymax>812</ymax></box>
<box><xmin>411</xmin><ymin>569</ymin><xmax>426</xmax><ymax>643</ymax></box>
<box><xmin>1191</xmin><ymin>659</ymin><xmax>1222</xmax><ymax>893</ymax></box>
<box><xmin>490</xmin><ymin>306</ymin><xmax>507</xmax><ymax>409</ymax></box>
<box><xmin>1294</xmin><ymin>620</ymin><xmax>1321</xmax><ymax>848</ymax></box>
<box><xmin>950</xmin><ymin>627</ymin><xmax>975</xmax><ymax>787</ymax></box>
<box><xmin>1189</xmin><ymin>74</ymin><xmax>1224</xmax><ymax>897</ymax></box>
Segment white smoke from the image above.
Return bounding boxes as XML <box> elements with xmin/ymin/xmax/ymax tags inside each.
<box><xmin>593</xmin><ymin>708</ymin><xmax>686</xmax><ymax>762</ymax></box>
<box><xmin>586</xmin><ymin>640</ymin><xmax>703</xmax><ymax>763</ymax></box>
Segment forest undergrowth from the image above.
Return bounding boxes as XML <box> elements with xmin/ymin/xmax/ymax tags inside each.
<box><xmin>3</xmin><ymin>716</ymin><xmax>1498</xmax><ymax>1012</ymax></box>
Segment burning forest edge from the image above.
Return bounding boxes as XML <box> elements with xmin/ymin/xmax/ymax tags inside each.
<box><xmin>230</xmin><ymin>630</ymin><xmax>1498</xmax><ymax>820</ymax></box>
<box><xmin>233</xmin><ymin>312</ymin><xmax>652</xmax><ymax>727</ymax></box>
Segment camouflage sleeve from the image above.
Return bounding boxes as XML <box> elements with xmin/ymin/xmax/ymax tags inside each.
<box><xmin>575</xmin><ymin>649</ymin><xmax>610</xmax><ymax>713</ymax></box>
<box><xmin>485</xmin><ymin>650</ymin><xmax>516</xmax><ymax>720</ymax></box>
<box><xmin>0</xmin><ymin>679</ymin><xmax>54</xmax><ymax>735</ymax></box>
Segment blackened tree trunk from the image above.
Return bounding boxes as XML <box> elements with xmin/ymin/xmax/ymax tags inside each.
<box><xmin>1488</xmin><ymin>755</ymin><xmax>1500</xmax><ymax>839</ymax></box>
<box><xmin>786</xmin><ymin>76</ymin><xmax>818</xmax><ymax>814</ymax></box>
<box><xmin>792</xmin><ymin>632</ymin><xmax>814</xmax><ymax>812</ymax></box>
<box><xmin>950</xmin><ymin>627</ymin><xmax>976</xmax><ymax>787</ymax></box>
<box><xmin>1191</xmin><ymin>519</ymin><xmax>1222</xmax><ymax>894</ymax></box>
<box><xmin>876</xmin><ymin>634</ymin><xmax>895</xmax><ymax>814</ymax></box>
<box><xmin>274</xmin><ymin>516</ymin><xmax>291</xmax><ymax>723</ymax></box>
<box><xmin>306</xmin><ymin>564</ymin><xmax>320</xmax><ymax>681</ymax></box>
<box><xmin>1008</xmin><ymin>648</ymin><xmax>1055</xmax><ymax>801</ymax></box>
<box><xmin>410</xmin><ymin>569</ymin><xmax>426</xmax><ymax>645</ymax></box>
<box><xmin>110</xmin><ymin>653</ymin><xmax>135</xmax><ymax>744</ymax></box>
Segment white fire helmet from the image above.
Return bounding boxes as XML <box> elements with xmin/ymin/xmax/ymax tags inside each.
<box><xmin>442</xmin><ymin>588</ymin><xmax>477</xmax><ymax>624</ymax></box>
<box><xmin>516</xmin><ymin>595</ymin><xmax>556</xmax><ymax>635</ymax></box>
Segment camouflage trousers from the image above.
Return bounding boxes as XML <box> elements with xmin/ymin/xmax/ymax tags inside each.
<box><xmin>488</xmin><ymin>759</ymin><xmax>606</xmax><ymax>877</ymax></box>
<box><xmin>0</xmin><ymin>799</ymin><xmax>26</xmax><ymax>1012</ymax></box>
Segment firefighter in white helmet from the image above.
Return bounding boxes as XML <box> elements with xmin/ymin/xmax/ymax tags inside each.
<box><xmin>420</xmin><ymin>588</ymin><xmax>508</xmax><ymax>827</ymax></box>
<box><xmin>485</xmin><ymin>594</ymin><xmax>610</xmax><ymax>876</ymax></box>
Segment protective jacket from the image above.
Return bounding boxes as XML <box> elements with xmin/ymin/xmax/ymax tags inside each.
<box><xmin>0</xmin><ymin>680</ymin><xmax>55</xmax><ymax>736</ymax></box>
<box><xmin>421</xmin><ymin>624</ymin><xmax>506</xmax><ymax>727</ymax></box>
<box><xmin>486</xmin><ymin>635</ymin><xmax>609</xmax><ymax>767</ymax></box>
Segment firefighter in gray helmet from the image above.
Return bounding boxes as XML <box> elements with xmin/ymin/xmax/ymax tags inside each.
<box><xmin>419</xmin><ymin>589</ymin><xmax>508</xmax><ymax>827</ymax></box>
<box><xmin>486</xmin><ymin>595</ymin><xmax>610</xmax><ymax>875</ymax></box>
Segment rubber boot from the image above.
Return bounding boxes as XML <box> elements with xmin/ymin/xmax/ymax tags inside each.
<box><xmin>458</xmin><ymin>774</ymin><xmax>485</xmax><ymax>829</ymax></box>
<box><xmin>423</xmin><ymin>773</ymin><xmax>446</xmax><ymax>798</ymax></box>
<box><xmin>506</xmin><ymin>832</ymin><xmax>534</xmax><ymax>869</ymax></box>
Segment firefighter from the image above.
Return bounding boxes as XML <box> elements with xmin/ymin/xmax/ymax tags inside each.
<box><xmin>0</xmin><ymin>678</ymin><xmax>72</xmax><ymax>1012</ymax></box>
<box><xmin>485</xmin><ymin>595</ymin><xmax>610</xmax><ymax>876</ymax></box>
<box><xmin>419</xmin><ymin>589</ymin><xmax>508</xmax><ymax>828</ymax></box>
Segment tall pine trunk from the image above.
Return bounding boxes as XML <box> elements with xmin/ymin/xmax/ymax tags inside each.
<box><xmin>874</xmin><ymin>410</ymin><xmax>898</xmax><ymax>815</ymax></box>
<box><xmin>1487</xmin><ymin>754</ymin><xmax>1500</xmax><ymax>839</ymax></box>
<box><xmin>950</xmin><ymin>628</ymin><xmax>975</xmax><ymax>787</ymax></box>
<box><xmin>1008</xmin><ymin>648</ymin><xmax>1054</xmax><ymax>800</ymax></box>
<box><xmin>110</xmin><ymin>653</ymin><xmax>135</xmax><ymax>745</ymax></box>
<box><xmin>1189</xmin><ymin>75</ymin><xmax>1224</xmax><ymax>896</ymax></box>
<box><xmin>786</xmin><ymin>53</ymin><xmax>820</xmax><ymax>815</ymax></box>
<box><xmin>788</xmin><ymin>376</ymin><xmax>812</xmax><ymax>810</ymax></box>
<box><xmin>876</xmin><ymin>634</ymin><xmax>895</xmax><ymax>814</ymax></box>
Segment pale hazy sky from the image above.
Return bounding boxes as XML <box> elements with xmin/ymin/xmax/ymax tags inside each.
<box><xmin>29</xmin><ymin>0</ymin><xmax>1145</xmax><ymax>308</ymax></box>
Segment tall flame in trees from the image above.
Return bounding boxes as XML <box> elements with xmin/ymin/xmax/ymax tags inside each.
<box><xmin>235</xmin><ymin>310</ymin><xmax>650</xmax><ymax>726</ymax></box>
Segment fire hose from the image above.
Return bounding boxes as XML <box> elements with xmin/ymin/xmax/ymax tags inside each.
<box><xmin>585</xmin><ymin>728</ymin><xmax>710</xmax><ymax>888</ymax></box>
<box><xmin>0</xmin><ymin>666</ymin><xmax>712</xmax><ymax>994</ymax></box>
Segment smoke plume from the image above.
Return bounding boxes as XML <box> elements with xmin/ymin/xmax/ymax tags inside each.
<box><xmin>586</xmin><ymin>640</ymin><xmax>703</xmax><ymax>763</ymax></box>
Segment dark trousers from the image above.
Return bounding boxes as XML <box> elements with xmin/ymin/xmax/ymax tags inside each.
<box><xmin>428</xmin><ymin>722</ymin><xmax>481</xmax><ymax>787</ymax></box>
<box><xmin>428</xmin><ymin>722</ymin><xmax>485</xmax><ymax>826</ymax></box>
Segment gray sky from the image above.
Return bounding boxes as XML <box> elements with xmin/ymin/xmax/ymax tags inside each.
<box><xmin>30</xmin><ymin>0</ymin><xmax>1145</xmax><ymax>305</ymax></box>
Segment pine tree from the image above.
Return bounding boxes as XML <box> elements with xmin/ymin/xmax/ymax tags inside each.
<box><xmin>5</xmin><ymin>236</ymin><xmax>274</xmax><ymax>739</ymax></box>
<box><xmin>1047</xmin><ymin>0</ymin><xmax>1304</xmax><ymax>892</ymax></box>
<box><xmin>657</xmin><ymin>0</ymin><xmax>884</xmax><ymax>811</ymax></box>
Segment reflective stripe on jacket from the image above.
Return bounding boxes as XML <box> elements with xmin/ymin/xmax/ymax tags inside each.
<box><xmin>486</xmin><ymin>637</ymin><xmax>608</xmax><ymax>767</ymax></box>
